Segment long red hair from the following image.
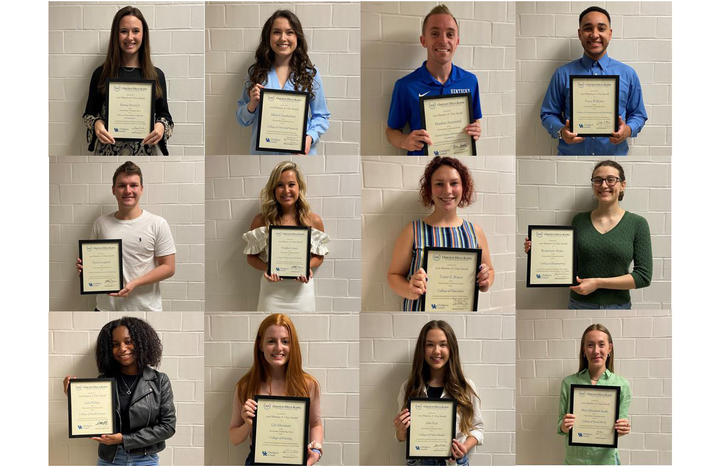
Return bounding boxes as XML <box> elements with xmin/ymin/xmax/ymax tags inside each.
<box><xmin>236</xmin><ymin>314</ymin><xmax>316</xmax><ymax>402</ymax></box>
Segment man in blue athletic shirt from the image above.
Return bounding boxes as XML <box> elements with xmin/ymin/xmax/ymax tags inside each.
<box><xmin>386</xmin><ymin>4</ymin><xmax>482</xmax><ymax>155</ymax></box>
<box><xmin>540</xmin><ymin>6</ymin><xmax>648</xmax><ymax>155</ymax></box>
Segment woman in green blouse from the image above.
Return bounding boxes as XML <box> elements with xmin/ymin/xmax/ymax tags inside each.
<box><xmin>558</xmin><ymin>323</ymin><xmax>631</xmax><ymax>464</ymax></box>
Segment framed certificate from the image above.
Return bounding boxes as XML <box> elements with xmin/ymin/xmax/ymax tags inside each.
<box><xmin>421</xmin><ymin>247</ymin><xmax>481</xmax><ymax>312</ymax></box>
<box><xmin>267</xmin><ymin>225</ymin><xmax>311</xmax><ymax>279</ymax></box>
<box><xmin>79</xmin><ymin>239</ymin><xmax>123</xmax><ymax>294</ymax></box>
<box><xmin>106</xmin><ymin>79</ymin><xmax>155</xmax><ymax>140</ymax></box>
<box><xmin>526</xmin><ymin>225</ymin><xmax>577</xmax><ymax>287</ymax></box>
<box><xmin>256</xmin><ymin>89</ymin><xmax>310</xmax><ymax>154</ymax></box>
<box><xmin>570</xmin><ymin>75</ymin><xmax>619</xmax><ymax>136</ymax></box>
<box><xmin>420</xmin><ymin>93</ymin><xmax>476</xmax><ymax>157</ymax></box>
<box><xmin>569</xmin><ymin>384</ymin><xmax>621</xmax><ymax>448</ymax></box>
<box><xmin>406</xmin><ymin>398</ymin><xmax>456</xmax><ymax>459</ymax></box>
<box><xmin>251</xmin><ymin>395</ymin><xmax>310</xmax><ymax>466</ymax></box>
<box><xmin>67</xmin><ymin>378</ymin><xmax>116</xmax><ymax>438</ymax></box>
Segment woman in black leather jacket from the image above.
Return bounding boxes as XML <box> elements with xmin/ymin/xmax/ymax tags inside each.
<box><xmin>64</xmin><ymin>316</ymin><xmax>176</xmax><ymax>465</ymax></box>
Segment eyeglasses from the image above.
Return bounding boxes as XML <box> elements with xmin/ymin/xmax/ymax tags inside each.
<box><xmin>590</xmin><ymin>176</ymin><xmax>622</xmax><ymax>186</ymax></box>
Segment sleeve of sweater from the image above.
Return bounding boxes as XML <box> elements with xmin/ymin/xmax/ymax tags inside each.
<box><xmin>630</xmin><ymin>213</ymin><xmax>652</xmax><ymax>289</ymax></box>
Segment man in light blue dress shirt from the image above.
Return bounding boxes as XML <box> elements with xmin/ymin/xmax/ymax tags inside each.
<box><xmin>540</xmin><ymin>6</ymin><xmax>648</xmax><ymax>155</ymax></box>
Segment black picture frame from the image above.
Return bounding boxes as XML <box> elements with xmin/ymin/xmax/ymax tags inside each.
<box><xmin>267</xmin><ymin>225</ymin><xmax>312</xmax><ymax>279</ymax></box>
<box><xmin>420</xmin><ymin>247</ymin><xmax>481</xmax><ymax>311</ymax></box>
<box><xmin>568</xmin><ymin>384</ymin><xmax>621</xmax><ymax>448</ymax></box>
<box><xmin>105</xmin><ymin>79</ymin><xmax>155</xmax><ymax>140</ymax></box>
<box><xmin>569</xmin><ymin>75</ymin><xmax>619</xmax><ymax>137</ymax></box>
<box><xmin>420</xmin><ymin>92</ymin><xmax>477</xmax><ymax>156</ymax></box>
<box><xmin>256</xmin><ymin>88</ymin><xmax>310</xmax><ymax>154</ymax></box>
<box><xmin>406</xmin><ymin>397</ymin><xmax>457</xmax><ymax>460</ymax></box>
<box><xmin>67</xmin><ymin>378</ymin><xmax>117</xmax><ymax>438</ymax></box>
<box><xmin>251</xmin><ymin>395</ymin><xmax>310</xmax><ymax>466</ymax></box>
<box><xmin>79</xmin><ymin>239</ymin><xmax>124</xmax><ymax>295</ymax></box>
<box><xmin>526</xmin><ymin>225</ymin><xmax>578</xmax><ymax>287</ymax></box>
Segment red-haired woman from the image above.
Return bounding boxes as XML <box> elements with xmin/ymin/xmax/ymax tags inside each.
<box><xmin>387</xmin><ymin>156</ymin><xmax>494</xmax><ymax>311</ymax></box>
<box><xmin>229</xmin><ymin>313</ymin><xmax>323</xmax><ymax>465</ymax></box>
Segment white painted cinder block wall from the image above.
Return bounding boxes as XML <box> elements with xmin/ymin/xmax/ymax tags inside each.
<box><xmin>204</xmin><ymin>312</ymin><xmax>359</xmax><ymax>465</ymax></box>
<box><xmin>516</xmin><ymin>1</ymin><xmax>672</xmax><ymax>156</ymax></box>
<box><xmin>361</xmin><ymin>1</ymin><xmax>516</xmax><ymax>156</ymax></box>
<box><xmin>205</xmin><ymin>155</ymin><xmax>361</xmax><ymax>312</ymax></box>
<box><xmin>362</xmin><ymin>156</ymin><xmax>515</xmax><ymax>312</ymax></box>
<box><xmin>516</xmin><ymin>156</ymin><xmax>670</xmax><ymax>309</ymax></box>
<box><xmin>360</xmin><ymin>312</ymin><xmax>516</xmax><ymax>465</ymax></box>
<box><xmin>205</xmin><ymin>2</ymin><xmax>360</xmax><ymax>155</ymax></box>
<box><xmin>49</xmin><ymin>156</ymin><xmax>205</xmax><ymax>311</ymax></box>
<box><xmin>516</xmin><ymin>309</ymin><xmax>671</xmax><ymax>465</ymax></box>
<box><xmin>48</xmin><ymin>312</ymin><xmax>205</xmax><ymax>466</ymax></box>
<box><xmin>49</xmin><ymin>2</ymin><xmax>205</xmax><ymax>156</ymax></box>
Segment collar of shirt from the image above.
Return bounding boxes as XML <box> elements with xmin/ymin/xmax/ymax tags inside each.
<box><xmin>577</xmin><ymin>367</ymin><xmax>614</xmax><ymax>382</ymax></box>
<box><xmin>266</xmin><ymin>68</ymin><xmax>295</xmax><ymax>90</ymax></box>
<box><xmin>418</xmin><ymin>60</ymin><xmax>458</xmax><ymax>87</ymax></box>
<box><xmin>579</xmin><ymin>53</ymin><xmax>611</xmax><ymax>73</ymax></box>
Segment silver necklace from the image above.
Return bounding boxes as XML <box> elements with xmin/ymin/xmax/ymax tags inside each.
<box><xmin>118</xmin><ymin>373</ymin><xmax>139</xmax><ymax>395</ymax></box>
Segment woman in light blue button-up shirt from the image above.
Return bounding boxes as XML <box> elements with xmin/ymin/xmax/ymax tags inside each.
<box><xmin>237</xmin><ymin>10</ymin><xmax>330</xmax><ymax>155</ymax></box>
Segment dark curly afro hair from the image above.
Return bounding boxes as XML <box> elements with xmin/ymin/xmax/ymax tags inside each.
<box><xmin>95</xmin><ymin>317</ymin><xmax>162</xmax><ymax>375</ymax></box>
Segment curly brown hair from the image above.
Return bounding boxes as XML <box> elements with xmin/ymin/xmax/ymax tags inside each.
<box><xmin>419</xmin><ymin>156</ymin><xmax>474</xmax><ymax>208</ymax></box>
<box><xmin>95</xmin><ymin>317</ymin><xmax>162</xmax><ymax>375</ymax></box>
<box><xmin>247</xmin><ymin>10</ymin><xmax>316</xmax><ymax>100</ymax></box>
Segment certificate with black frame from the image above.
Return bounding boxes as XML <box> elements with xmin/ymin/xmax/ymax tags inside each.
<box><xmin>106</xmin><ymin>79</ymin><xmax>155</xmax><ymax>140</ymax></box>
<box><xmin>256</xmin><ymin>89</ymin><xmax>310</xmax><ymax>154</ymax></box>
<box><xmin>570</xmin><ymin>75</ymin><xmax>619</xmax><ymax>137</ymax></box>
<box><xmin>267</xmin><ymin>225</ymin><xmax>311</xmax><ymax>279</ymax></box>
<box><xmin>526</xmin><ymin>225</ymin><xmax>577</xmax><ymax>287</ymax></box>
<box><xmin>568</xmin><ymin>384</ymin><xmax>621</xmax><ymax>448</ymax></box>
<box><xmin>407</xmin><ymin>398</ymin><xmax>456</xmax><ymax>459</ymax></box>
<box><xmin>420</xmin><ymin>247</ymin><xmax>481</xmax><ymax>312</ymax></box>
<box><xmin>68</xmin><ymin>378</ymin><xmax>116</xmax><ymax>438</ymax></box>
<box><xmin>420</xmin><ymin>93</ymin><xmax>476</xmax><ymax>157</ymax></box>
<box><xmin>79</xmin><ymin>239</ymin><xmax>123</xmax><ymax>294</ymax></box>
<box><xmin>251</xmin><ymin>395</ymin><xmax>310</xmax><ymax>466</ymax></box>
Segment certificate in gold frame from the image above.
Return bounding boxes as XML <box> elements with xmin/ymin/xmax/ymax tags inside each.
<box><xmin>251</xmin><ymin>395</ymin><xmax>310</xmax><ymax>466</ymax></box>
<box><xmin>67</xmin><ymin>378</ymin><xmax>116</xmax><ymax>438</ymax></box>
<box><xmin>79</xmin><ymin>239</ymin><xmax>124</xmax><ymax>295</ymax></box>
<box><xmin>406</xmin><ymin>398</ymin><xmax>457</xmax><ymax>459</ymax></box>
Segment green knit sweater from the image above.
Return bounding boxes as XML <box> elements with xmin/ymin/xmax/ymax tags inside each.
<box><xmin>570</xmin><ymin>211</ymin><xmax>652</xmax><ymax>306</ymax></box>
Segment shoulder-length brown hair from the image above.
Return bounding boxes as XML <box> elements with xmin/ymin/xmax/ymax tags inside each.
<box><xmin>236</xmin><ymin>314</ymin><xmax>317</xmax><ymax>403</ymax></box>
<box><xmin>403</xmin><ymin>320</ymin><xmax>478</xmax><ymax>436</ymax></box>
<box><xmin>260</xmin><ymin>161</ymin><xmax>312</xmax><ymax>226</ymax></box>
<box><xmin>419</xmin><ymin>156</ymin><xmax>474</xmax><ymax>208</ymax></box>
<box><xmin>98</xmin><ymin>6</ymin><xmax>162</xmax><ymax>98</ymax></box>
<box><xmin>578</xmin><ymin>323</ymin><xmax>615</xmax><ymax>373</ymax></box>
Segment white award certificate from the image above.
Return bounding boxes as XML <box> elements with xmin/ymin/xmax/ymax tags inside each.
<box><xmin>527</xmin><ymin>226</ymin><xmax>576</xmax><ymax>287</ymax></box>
<box><xmin>256</xmin><ymin>89</ymin><xmax>309</xmax><ymax>153</ymax></box>
<box><xmin>79</xmin><ymin>239</ymin><xmax>123</xmax><ymax>294</ymax></box>
<box><xmin>570</xmin><ymin>75</ymin><xmax>619</xmax><ymax>136</ymax></box>
<box><xmin>267</xmin><ymin>226</ymin><xmax>311</xmax><ymax>279</ymax></box>
<box><xmin>421</xmin><ymin>93</ymin><xmax>476</xmax><ymax>156</ymax></box>
<box><xmin>422</xmin><ymin>247</ymin><xmax>481</xmax><ymax>312</ymax></box>
<box><xmin>569</xmin><ymin>384</ymin><xmax>620</xmax><ymax>448</ymax></box>
<box><xmin>106</xmin><ymin>79</ymin><xmax>154</xmax><ymax>140</ymax></box>
<box><xmin>252</xmin><ymin>395</ymin><xmax>309</xmax><ymax>466</ymax></box>
<box><xmin>68</xmin><ymin>378</ymin><xmax>116</xmax><ymax>438</ymax></box>
<box><xmin>407</xmin><ymin>398</ymin><xmax>456</xmax><ymax>459</ymax></box>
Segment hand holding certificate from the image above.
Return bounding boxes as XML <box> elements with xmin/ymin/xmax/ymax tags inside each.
<box><xmin>569</xmin><ymin>384</ymin><xmax>620</xmax><ymax>448</ymax></box>
<box><xmin>421</xmin><ymin>247</ymin><xmax>481</xmax><ymax>312</ymax></box>
<box><xmin>256</xmin><ymin>89</ymin><xmax>310</xmax><ymax>153</ymax></box>
<box><xmin>68</xmin><ymin>378</ymin><xmax>116</xmax><ymax>438</ymax></box>
<box><xmin>407</xmin><ymin>398</ymin><xmax>456</xmax><ymax>459</ymax></box>
<box><xmin>106</xmin><ymin>79</ymin><xmax>155</xmax><ymax>140</ymax></box>
<box><xmin>251</xmin><ymin>395</ymin><xmax>310</xmax><ymax>466</ymax></box>
<box><xmin>570</xmin><ymin>75</ymin><xmax>619</xmax><ymax>136</ymax></box>
<box><xmin>79</xmin><ymin>240</ymin><xmax>124</xmax><ymax>294</ymax></box>
<box><xmin>420</xmin><ymin>93</ymin><xmax>476</xmax><ymax>156</ymax></box>
<box><xmin>526</xmin><ymin>226</ymin><xmax>577</xmax><ymax>287</ymax></box>
<box><xmin>267</xmin><ymin>226</ymin><xmax>311</xmax><ymax>279</ymax></box>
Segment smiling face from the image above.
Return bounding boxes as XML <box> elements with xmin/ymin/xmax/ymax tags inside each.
<box><xmin>430</xmin><ymin>165</ymin><xmax>463</xmax><ymax>211</ymax></box>
<box><xmin>424</xmin><ymin>328</ymin><xmax>450</xmax><ymax>371</ymax></box>
<box><xmin>112</xmin><ymin>172</ymin><xmax>143</xmax><ymax>210</ymax></box>
<box><xmin>274</xmin><ymin>169</ymin><xmax>299</xmax><ymax>211</ymax></box>
<box><xmin>269</xmin><ymin>16</ymin><xmax>297</xmax><ymax>60</ymax></box>
<box><xmin>112</xmin><ymin>325</ymin><xmax>137</xmax><ymax>371</ymax></box>
<box><xmin>420</xmin><ymin>13</ymin><xmax>459</xmax><ymax>67</ymax></box>
<box><xmin>118</xmin><ymin>14</ymin><xmax>143</xmax><ymax>58</ymax></box>
<box><xmin>583</xmin><ymin>329</ymin><xmax>612</xmax><ymax>373</ymax></box>
<box><xmin>591</xmin><ymin>165</ymin><xmax>625</xmax><ymax>203</ymax></box>
<box><xmin>578</xmin><ymin>11</ymin><xmax>612</xmax><ymax>60</ymax></box>
<box><xmin>261</xmin><ymin>324</ymin><xmax>291</xmax><ymax>369</ymax></box>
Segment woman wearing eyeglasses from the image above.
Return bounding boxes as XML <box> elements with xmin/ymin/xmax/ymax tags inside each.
<box><xmin>525</xmin><ymin>160</ymin><xmax>652</xmax><ymax>309</ymax></box>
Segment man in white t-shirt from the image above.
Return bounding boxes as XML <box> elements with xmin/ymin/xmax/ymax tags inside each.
<box><xmin>77</xmin><ymin>161</ymin><xmax>176</xmax><ymax>311</ymax></box>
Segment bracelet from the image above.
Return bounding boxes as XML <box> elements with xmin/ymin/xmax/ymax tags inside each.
<box><xmin>310</xmin><ymin>448</ymin><xmax>322</xmax><ymax>460</ymax></box>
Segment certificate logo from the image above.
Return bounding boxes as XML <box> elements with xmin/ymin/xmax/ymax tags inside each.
<box><xmin>415</xmin><ymin>445</ymin><xmax>421</xmax><ymax>451</ymax></box>
<box><xmin>578</xmin><ymin>432</ymin><xmax>584</xmax><ymax>437</ymax></box>
<box><xmin>263</xmin><ymin>403</ymin><xmax>272</xmax><ymax>410</ymax></box>
<box><xmin>578</xmin><ymin>123</ymin><xmax>584</xmax><ymax>128</ymax></box>
<box><xmin>266</xmin><ymin>138</ymin><xmax>271</xmax><ymax>142</ymax></box>
<box><xmin>433</xmin><ymin>150</ymin><xmax>440</xmax><ymax>156</ymax></box>
<box><xmin>536</xmin><ymin>232</ymin><xmax>543</xmax><ymax>238</ymax></box>
<box><xmin>262</xmin><ymin>451</ymin><xmax>268</xmax><ymax>456</ymax></box>
<box><xmin>114</xmin><ymin>128</ymin><xmax>119</xmax><ymax>132</ymax></box>
<box><xmin>535</xmin><ymin>273</ymin><xmax>541</xmax><ymax>279</ymax></box>
<box><xmin>431</xmin><ymin>304</ymin><xmax>437</xmax><ymax>309</ymax></box>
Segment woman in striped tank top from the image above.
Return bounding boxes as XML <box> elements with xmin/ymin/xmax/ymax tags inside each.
<box><xmin>387</xmin><ymin>156</ymin><xmax>494</xmax><ymax>311</ymax></box>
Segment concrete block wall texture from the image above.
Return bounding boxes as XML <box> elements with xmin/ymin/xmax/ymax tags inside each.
<box><xmin>205</xmin><ymin>2</ymin><xmax>360</xmax><ymax>155</ymax></box>
<box><xmin>361</xmin><ymin>1</ymin><xmax>516</xmax><ymax>156</ymax></box>
<box><xmin>49</xmin><ymin>2</ymin><xmax>205</xmax><ymax>156</ymax></box>
<box><xmin>49</xmin><ymin>156</ymin><xmax>205</xmax><ymax>311</ymax></box>
<box><xmin>48</xmin><ymin>311</ymin><xmax>205</xmax><ymax>466</ymax></box>
<box><xmin>516</xmin><ymin>1</ymin><xmax>672</xmax><ymax>157</ymax></box>
<box><xmin>516</xmin><ymin>156</ymin><xmax>670</xmax><ymax>309</ymax></box>
<box><xmin>360</xmin><ymin>312</ymin><xmax>516</xmax><ymax>465</ymax></box>
<box><xmin>516</xmin><ymin>309</ymin><xmax>671</xmax><ymax>465</ymax></box>
<box><xmin>205</xmin><ymin>155</ymin><xmax>361</xmax><ymax>311</ymax></box>
<box><xmin>204</xmin><ymin>312</ymin><xmax>359</xmax><ymax>465</ymax></box>
<box><xmin>362</xmin><ymin>156</ymin><xmax>515</xmax><ymax>312</ymax></box>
